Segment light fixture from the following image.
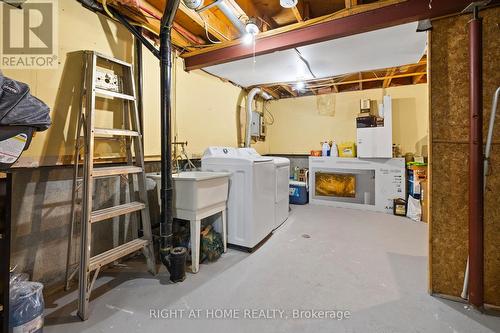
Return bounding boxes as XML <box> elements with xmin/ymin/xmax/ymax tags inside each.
<box><xmin>183</xmin><ymin>0</ymin><xmax>203</xmax><ymax>10</ymax></box>
<box><xmin>280</xmin><ymin>0</ymin><xmax>298</xmax><ymax>8</ymax></box>
<box><xmin>241</xmin><ymin>18</ymin><xmax>259</xmax><ymax>45</ymax></box>
<box><xmin>295</xmin><ymin>81</ymin><xmax>305</xmax><ymax>91</ymax></box>
<box><xmin>242</xmin><ymin>33</ymin><xmax>254</xmax><ymax>45</ymax></box>
<box><xmin>245</xmin><ymin>17</ymin><xmax>259</xmax><ymax>35</ymax></box>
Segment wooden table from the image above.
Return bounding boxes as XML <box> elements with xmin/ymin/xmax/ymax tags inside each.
<box><xmin>0</xmin><ymin>173</ymin><xmax>12</xmax><ymax>332</ymax></box>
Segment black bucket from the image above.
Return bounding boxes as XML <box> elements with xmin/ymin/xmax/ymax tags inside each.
<box><xmin>169</xmin><ymin>247</ymin><xmax>187</xmax><ymax>283</ymax></box>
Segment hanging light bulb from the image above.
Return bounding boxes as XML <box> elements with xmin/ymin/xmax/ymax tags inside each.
<box><xmin>242</xmin><ymin>33</ymin><xmax>254</xmax><ymax>45</ymax></box>
<box><xmin>242</xmin><ymin>18</ymin><xmax>259</xmax><ymax>46</ymax></box>
<box><xmin>245</xmin><ymin>17</ymin><xmax>259</xmax><ymax>35</ymax></box>
<box><xmin>295</xmin><ymin>81</ymin><xmax>306</xmax><ymax>91</ymax></box>
<box><xmin>280</xmin><ymin>0</ymin><xmax>298</xmax><ymax>9</ymax></box>
<box><xmin>183</xmin><ymin>0</ymin><xmax>203</xmax><ymax>10</ymax></box>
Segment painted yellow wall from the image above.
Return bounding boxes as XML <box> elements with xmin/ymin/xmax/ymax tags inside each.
<box><xmin>266</xmin><ymin>84</ymin><xmax>429</xmax><ymax>156</ymax></box>
<box><xmin>143</xmin><ymin>54</ymin><xmax>269</xmax><ymax>160</ymax></box>
<box><xmin>2</xmin><ymin>0</ymin><xmax>134</xmax><ymax>166</ymax></box>
<box><xmin>2</xmin><ymin>0</ymin><xmax>266</xmax><ymax>167</ymax></box>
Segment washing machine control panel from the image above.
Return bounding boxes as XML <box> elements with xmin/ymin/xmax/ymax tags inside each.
<box><xmin>203</xmin><ymin>146</ymin><xmax>239</xmax><ymax>158</ymax></box>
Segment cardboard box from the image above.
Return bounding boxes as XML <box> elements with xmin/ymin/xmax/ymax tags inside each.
<box><xmin>420</xmin><ymin>180</ymin><xmax>428</xmax><ymax>223</ymax></box>
<box><xmin>338</xmin><ymin>142</ymin><xmax>357</xmax><ymax>158</ymax></box>
<box><xmin>408</xmin><ymin>164</ymin><xmax>427</xmax><ymax>199</ymax></box>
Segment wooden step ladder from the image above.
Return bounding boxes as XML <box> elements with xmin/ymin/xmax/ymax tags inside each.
<box><xmin>65</xmin><ymin>51</ymin><xmax>156</xmax><ymax>321</ymax></box>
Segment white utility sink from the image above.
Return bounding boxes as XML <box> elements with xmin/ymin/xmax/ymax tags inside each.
<box><xmin>147</xmin><ymin>171</ymin><xmax>231</xmax><ymax>273</ymax></box>
<box><xmin>148</xmin><ymin>171</ymin><xmax>230</xmax><ymax>212</ymax></box>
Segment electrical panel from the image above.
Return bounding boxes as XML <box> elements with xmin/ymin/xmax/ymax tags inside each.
<box><xmin>251</xmin><ymin>111</ymin><xmax>261</xmax><ymax>137</ymax></box>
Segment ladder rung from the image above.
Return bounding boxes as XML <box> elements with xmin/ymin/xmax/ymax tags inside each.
<box><xmin>90</xmin><ymin>201</ymin><xmax>145</xmax><ymax>223</ymax></box>
<box><xmin>92</xmin><ymin>166</ymin><xmax>142</xmax><ymax>178</ymax></box>
<box><xmin>95</xmin><ymin>88</ymin><xmax>135</xmax><ymax>101</ymax></box>
<box><xmin>89</xmin><ymin>238</ymin><xmax>148</xmax><ymax>271</ymax></box>
<box><xmin>93</xmin><ymin>51</ymin><xmax>133</xmax><ymax>67</ymax></box>
<box><xmin>94</xmin><ymin>128</ymin><xmax>139</xmax><ymax>137</ymax></box>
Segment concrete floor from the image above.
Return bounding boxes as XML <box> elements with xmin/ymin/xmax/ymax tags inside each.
<box><xmin>44</xmin><ymin>205</ymin><xmax>500</xmax><ymax>333</ymax></box>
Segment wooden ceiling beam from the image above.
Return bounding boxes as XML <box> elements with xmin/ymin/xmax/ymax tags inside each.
<box><xmin>233</xmin><ymin>0</ymin><xmax>276</xmax><ymax>29</ymax></box>
<box><xmin>291</xmin><ymin>1</ymin><xmax>307</xmax><ymax>23</ymax></box>
<box><xmin>269</xmin><ymin>71</ymin><xmax>428</xmax><ymax>90</ymax></box>
<box><xmin>383</xmin><ymin>68</ymin><xmax>397</xmax><ymax>88</ymax></box>
<box><xmin>178</xmin><ymin>2</ymin><xmax>237</xmax><ymax>42</ymax></box>
<box><xmin>412</xmin><ymin>71</ymin><xmax>427</xmax><ymax>84</ymax></box>
<box><xmin>345</xmin><ymin>0</ymin><xmax>358</xmax><ymax>10</ymax></box>
<box><xmin>291</xmin><ymin>6</ymin><xmax>304</xmax><ymax>22</ymax></box>
<box><xmin>282</xmin><ymin>85</ymin><xmax>298</xmax><ymax>97</ymax></box>
<box><xmin>183</xmin><ymin>0</ymin><xmax>499</xmax><ymax>71</ymax></box>
<box><xmin>303</xmin><ymin>1</ymin><xmax>310</xmax><ymax>21</ymax></box>
<box><xmin>261</xmin><ymin>87</ymin><xmax>280</xmax><ymax>100</ymax></box>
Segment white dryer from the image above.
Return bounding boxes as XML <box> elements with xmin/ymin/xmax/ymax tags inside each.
<box><xmin>202</xmin><ymin>147</ymin><xmax>275</xmax><ymax>250</ymax></box>
<box><xmin>239</xmin><ymin>148</ymin><xmax>290</xmax><ymax>229</ymax></box>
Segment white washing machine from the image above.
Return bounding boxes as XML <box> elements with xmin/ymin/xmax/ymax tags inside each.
<box><xmin>202</xmin><ymin>147</ymin><xmax>275</xmax><ymax>250</ymax></box>
<box><xmin>239</xmin><ymin>148</ymin><xmax>290</xmax><ymax>229</ymax></box>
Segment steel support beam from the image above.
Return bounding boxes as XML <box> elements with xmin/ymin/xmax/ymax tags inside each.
<box><xmin>468</xmin><ymin>6</ymin><xmax>484</xmax><ymax>309</ymax></box>
<box><xmin>184</xmin><ymin>0</ymin><xmax>500</xmax><ymax>71</ymax></box>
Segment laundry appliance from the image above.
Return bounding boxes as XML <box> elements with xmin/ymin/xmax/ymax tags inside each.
<box><xmin>201</xmin><ymin>147</ymin><xmax>275</xmax><ymax>250</ymax></box>
<box><xmin>239</xmin><ymin>148</ymin><xmax>290</xmax><ymax>229</ymax></box>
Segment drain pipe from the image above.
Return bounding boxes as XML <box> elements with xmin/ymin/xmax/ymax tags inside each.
<box><xmin>159</xmin><ymin>0</ymin><xmax>181</xmax><ymax>271</ymax></box>
<box><xmin>467</xmin><ymin>3</ymin><xmax>484</xmax><ymax>309</ymax></box>
<box><xmin>245</xmin><ymin>88</ymin><xmax>261</xmax><ymax>147</ymax></box>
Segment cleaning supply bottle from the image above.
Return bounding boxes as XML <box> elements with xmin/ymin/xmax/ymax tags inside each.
<box><xmin>322</xmin><ymin>140</ymin><xmax>330</xmax><ymax>157</ymax></box>
<box><xmin>293</xmin><ymin>166</ymin><xmax>300</xmax><ymax>181</ymax></box>
<box><xmin>331</xmin><ymin>140</ymin><xmax>339</xmax><ymax>157</ymax></box>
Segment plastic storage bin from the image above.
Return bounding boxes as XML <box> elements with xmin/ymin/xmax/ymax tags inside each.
<box><xmin>289</xmin><ymin>180</ymin><xmax>308</xmax><ymax>205</ymax></box>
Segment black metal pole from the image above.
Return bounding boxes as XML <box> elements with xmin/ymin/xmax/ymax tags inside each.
<box><xmin>159</xmin><ymin>0</ymin><xmax>180</xmax><ymax>270</ymax></box>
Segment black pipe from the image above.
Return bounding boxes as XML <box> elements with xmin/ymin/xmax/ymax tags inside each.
<box><xmin>159</xmin><ymin>0</ymin><xmax>181</xmax><ymax>271</ymax></box>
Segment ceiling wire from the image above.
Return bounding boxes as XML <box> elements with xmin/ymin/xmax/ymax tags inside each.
<box><xmin>294</xmin><ymin>48</ymin><xmax>317</xmax><ymax>79</ymax></box>
<box><xmin>203</xmin><ymin>19</ymin><xmax>222</xmax><ymax>44</ymax></box>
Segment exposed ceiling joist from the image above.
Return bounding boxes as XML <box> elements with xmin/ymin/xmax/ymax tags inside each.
<box><xmin>345</xmin><ymin>0</ymin><xmax>358</xmax><ymax>10</ymax></box>
<box><xmin>183</xmin><ymin>0</ymin><xmax>499</xmax><ymax>71</ymax></box>
<box><xmin>291</xmin><ymin>4</ymin><xmax>304</xmax><ymax>22</ymax></box>
<box><xmin>261</xmin><ymin>87</ymin><xmax>280</xmax><ymax>99</ymax></box>
<box><xmin>311</xmin><ymin>72</ymin><xmax>427</xmax><ymax>88</ymax></box>
<box><xmin>383</xmin><ymin>68</ymin><xmax>397</xmax><ymax>88</ymax></box>
<box><xmin>282</xmin><ymin>85</ymin><xmax>298</xmax><ymax>97</ymax></box>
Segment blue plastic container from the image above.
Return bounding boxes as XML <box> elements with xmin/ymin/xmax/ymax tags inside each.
<box><xmin>10</xmin><ymin>281</ymin><xmax>44</xmax><ymax>333</ymax></box>
<box><xmin>289</xmin><ymin>181</ymin><xmax>308</xmax><ymax>205</ymax></box>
